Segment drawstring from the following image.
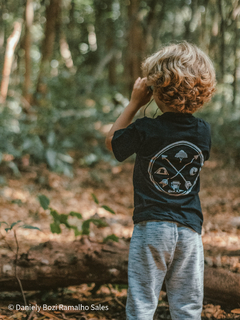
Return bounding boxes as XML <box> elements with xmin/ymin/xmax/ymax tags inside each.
<box><xmin>144</xmin><ymin>99</ymin><xmax>153</xmax><ymax>117</ymax></box>
<box><xmin>143</xmin><ymin>99</ymin><xmax>159</xmax><ymax>118</ymax></box>
<box><xmin>152</xmin><ymin>107</ymin><xmax>159</xmax><ymax>118</ymax></box>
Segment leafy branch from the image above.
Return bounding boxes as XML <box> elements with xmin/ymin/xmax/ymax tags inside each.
<box><xmin>38</xmin><ymin>194</ymin><xmax>118</xmax><ymax>241</ymax></box>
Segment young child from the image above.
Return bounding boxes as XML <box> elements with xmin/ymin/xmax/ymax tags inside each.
<box><xmin>105</xmin><ymin>42</ymin><xmax>216</xmax><ymax>320</ymax></box>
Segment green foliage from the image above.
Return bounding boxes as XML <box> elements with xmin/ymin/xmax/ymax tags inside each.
<box><xmin>69</xmin><ymin>211</ymin><xmax>83</xmax><ymax>219</ymax></box>
<box><xmin>21</xmin><ymin>224</ymin><xmax>41</xmax><ymax>230</ymax></box>
<box><xmin>111</xmin><ymin>284</ymin><xmax>128</xmax><ymax>291</ymax></box>
<box><xmin>82</xmin><ymin>218</ymin><xmax>108</xmax><ymax>235</ymax></box>
<box><xmin>5</xmin><ymin>220</ymin><xmax>22</xmax><ymax>232</ymax></box>
<box><xmin>49</xmin><ymin>208</ymin><xmax>83</xmax><ymax>235</ymax></box>
<box><xmin>38</xmin><ymin>194</ymin><xmax>107</xmax><ymax>236</ymax></box>
<box><xmin>38</xmin><ymin>194</ymin><xmax>50</xmax><ymax>210</ymax></box>
<box><xmin>0</xmin><ymin>217</ymin><xmax>40</xmax><ymax>307</ymax></box>
<box><xmin>91</xmin><ymin>193</ymin><xmax>115</xmax><ymax>214</ymax></box>
<box><xmin>101</xmin><ymin>205</ymin><xmax>115</xmax><ymax>214</ymax></box>
<box><xmin>0</xmin><ymin>221</ymin><xmax>8</xmax><ymax>227</ymax></box>
<box><xmin>1</xmin><ymin>0</ymin><xmax>240</xmax><ymax>168</ymax></box>
<box><xmin>91</xmin><ymin>193</ymin><xmax>99</xmax><ymax>204</ymax></box>
<box><xmin>0</xmin><ymin>88</ymin><xmax>117</xmax><ymax>173</ymax></box>
<box><xmin>37</xmin><ymin>194</ymin><xmax>116</xmax><ymax>238</ymax></box>
<box><xmin>50</xmin><ymin>222</ymin><xmax>61</xmax><ymax>234</ymax></box>
<box><xmin>0</xmin><ymin>220</ymin><xmax>40</xmax><ymax>232</ymax></box>
<box><xmin>11</xmin><ymin>199</ymin><xmax>23</xmax><ymax>206</ymax></box>
<box><xmin>103</xmin><ymin>234</ymin><xmax>119</xmax><ymax>243</ymax></box>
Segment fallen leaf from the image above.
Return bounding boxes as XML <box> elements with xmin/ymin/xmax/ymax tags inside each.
<box><xmin>231</xmin><ymin>308</ymin><xmax>240</xmax><ymax>314</ymax></box>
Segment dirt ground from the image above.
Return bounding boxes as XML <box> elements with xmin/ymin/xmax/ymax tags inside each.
<box><xmin>0</xmin><ymin>155</ymin><xmax>240</xmax><ymax>319</ymax></box>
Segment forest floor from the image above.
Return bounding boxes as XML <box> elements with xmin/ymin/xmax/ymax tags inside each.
<box><xmin>0</xmin><ymin>154</ymin><xmax>240</xmax><ymax>320</ymax></box>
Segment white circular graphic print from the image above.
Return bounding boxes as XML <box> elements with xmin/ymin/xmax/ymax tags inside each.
<box><xmin>148</xmin><ymin>141</ymin><xmax>204</xmax><ymax>196</ymax></box>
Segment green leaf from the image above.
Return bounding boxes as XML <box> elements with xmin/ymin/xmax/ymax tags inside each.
<box><xmin>103</xmin><ymin>234</ymin><xmax>119</xmax><ymax>243</ymax></box>
<box><xmin>4</xmin><ymin>220</ymin><xmax>22</xmax><ymax>232</ymax></box>
<box><xmin>10</xmin><ymin>220</ymin><xmax>22</xmax><ymax>229</ymax></box>
<box><xmin>70</xmin><ymin>226</ymin><xmax>82</xmax><ymax>236</ymax></box>
<box><xmin>74</xmin><ymin>229</ymin><xmax>82</xmax><ymax>236</ymax></box>
<box><xmin>69</xmin><ymin>211</ymin><xmax>82</xmax><ymax>219</ymax></box>
<box><xmin>0</xmin><ymin>221</ymin><xmax>8</xmax><ymax>227</ymax></box>
<box><xmin>38</xmin><ymin>195</ymin><xmax>50</xmax><ymax>210</ymax></box>
<box><xmin>59</xmin><ymin>214</ymin><xmax>68</xmax><ymax>224</ymax></box>
<box><xmin>63</xmin><ymin>221</ymin><xmax>71</xmax><ymax>229</ymax></box>
<box><xmin>112</xmin><ymin>284</ymin><xmax>128</xmax><ymax>291</ymax></box>
<box><xmin>91</xmin><ymin>193</ymin><xmax>99</xmax><ymax>204</ymax></box>
<box><xmin>81</xmin><ymin>218</ymin><xmax>108</xmax><ymax>235</ymax></box>
<box><xmin>8</xmin><ymin>161</ymin><xmax>21</xmax><ymax>177</ymax></box>
<box><xmin>101</xmin><ymin>205</ymin><xmax>115</xmax><ymax>214</ymax></box>
<box><xmin>82</xmin><ymin>220</ymin><xmax>90</xmax><ymax>235</ymax></box>
<box><xmin>50</xmin><ymin>209</ymin><xmax>60</xmax><ymax>221</ymax></box>
<box><xmin>21</xmin><ymin>225</ymin><xmax>41</xmax><ymax>231</ymax></box>
<box><xmin>58</xmin><ymin>153</ymin><xmax>74</xmax><ymax>164</ymax></box>
<box><xmin>47</xmin><ymin>131</ymin><xmax>55</xmax><ymax>146</ymax></box>
<box><xmin>11</xmin><ymin>220</ymin><xmax>22</xmax><ymax>226</ymax></box>
<box><xmin>11</xmin><ymin>199</ymin><xmax>23</xmax><ymax>206</ymax></box>
<box><xmin>46</xmin><ymin>149</ymin><xmax>57</xmax><ymax>168</ymax></box>
<box><xmin>50</xmin><ymin>223</ymin><xmax>61</xmax><ymax>234</ymax></box>
<box><xmin>91</xmin><ymin>218</ymin><xmax>108</xmax><ymax>228</ymax></box>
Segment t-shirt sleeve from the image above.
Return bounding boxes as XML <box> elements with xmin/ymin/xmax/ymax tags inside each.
<box><xmin>111</xmin><ymin>121</ymin><xmax>143</xmax><ymax>162</ymax></box>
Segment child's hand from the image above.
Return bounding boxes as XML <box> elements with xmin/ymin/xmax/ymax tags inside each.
<box><xmin>130</xmin><ymin>77</ymin><xmax>152</xmax><ymax>110</ymax></box>
<box><xmin>105</xmin><ymin>77</ymin><xmax>152</xmax><ymax>150</ymax></box>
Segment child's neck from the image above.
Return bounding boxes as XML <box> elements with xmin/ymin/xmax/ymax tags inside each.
<box><xmin>158</xmin><ymin>103</ymin><xmax>182</xmax><ymax>114</ymax></box>
<box><xmin>153</xmin><ymin>94</ymin><xmax>194</xmax><ymax>114</ymax></box>
<box><xmin>153</xmin><ymin>95</ymin><xmax>180</xmax><ymax>113</ymax></box>
<box><xmin>155</xmin><ymin>99</ymin><xmax>193</xmax><ymax>114</ymax></box>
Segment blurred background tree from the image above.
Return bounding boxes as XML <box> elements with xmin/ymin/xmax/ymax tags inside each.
<box><xmin>0</xmin><ymin>0</ymin><xmax>240</xmax><ymax>174</ymax></box>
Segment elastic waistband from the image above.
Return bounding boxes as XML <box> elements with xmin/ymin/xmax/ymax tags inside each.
<box><xmin>139</xmin><ymin>220</ymin><xmax>196</xmax><ymax>232</ymax></box>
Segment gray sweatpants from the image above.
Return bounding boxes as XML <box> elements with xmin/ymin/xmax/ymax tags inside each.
<box><xmin>126</xmin><ymin>220</ymin><xmax>204</xmax><ymax>320</ymax></box>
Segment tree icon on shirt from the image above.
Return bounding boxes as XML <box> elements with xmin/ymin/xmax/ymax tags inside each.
<box><xmin>175</xmin><ymin>150</ymin><xmax>188</xmax><ymax>162</ymax></box>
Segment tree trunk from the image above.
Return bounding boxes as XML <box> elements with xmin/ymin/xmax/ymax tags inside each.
<box><xmin>218</xmin><ymin>0</ymin><xmax>225</xmax><ymax>83</ymax></box>
<box><xmin>23</xmin><ymin>0</ymin><xmax>34</xmax><ymax>103</ymax></box>
<box><xmin>59</xmin><ymin>33</ymin><xmax>74</xmax><ymax>70</ymax></box>
<box><xmin>201</xmin><ymin>0</ymin><xmax>210</xmax><ymax>47</ymax></box>
<box><xmin>144</xmin><ymin>0</ymin><xmax>161</xmax><ymax>53</ymax></box>
<box><xmin>88</xmin><ymin>49</ymin><xmax>117</xmax><ymax>92</ymax></box>
<box><xmin>124</xmin><ymin>0</ymin><xmax>144</xmax><ymax>92</ymax></box>
<box><xmin>0</xmin><ymin>21</ymin><xmax>22</xmax><ymax>103</ymax></box>
<box><xmin>1</xmin><ymin>238</ymin><xmax>128</xmax><ymax>291</ymax></box>
<box><xmin>93</xmin><ymin>0</ymin><xmax>117</xmax><ymax>87</ymax></box>
<box><xmin>0</xmin><ymin>0</ymin><xmax>5</xmax><ymax>49</ymax></box>
<box><xmin>106</xmin><ymin>31</ymin><xmax>116</xmax><ymax>86</ymax></box>
<box><xmin>232</xmin><ymin>5</ymin><xmax>240</xmax><ymax>111</ymax></box>
<box><xmin>35</xmin><ymin>0</ymin><xmax>61</xmax><ymax>97</ymax></box>
<box><xmin>1</xmin><ymin>238</ymin><xmax>240</xmax><ymax>307</ymax></box>
<box><xmin>104</xmin><ymin>0</ymin><xmax>117</xmax><ymax>86</ymax></box>
<box><xmin>184</xmin><ymin>0</ymin><xmax>198</xmax><ymax>41</ymax></box>
<box><xmin>148</xmin><ymin>0</ymin><xmax>166</xmax><ymax>57</ymax></box>
<box><xmin>217</xmin><ymin>0</ymin><xmax>226</xmax><ymax>111</ymax></box>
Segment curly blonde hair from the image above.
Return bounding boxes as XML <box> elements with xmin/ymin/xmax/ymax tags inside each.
<box><xmin>142</xmin><ymin>42</ymin><xmax>216</xmax><ymax>113</ymax></box>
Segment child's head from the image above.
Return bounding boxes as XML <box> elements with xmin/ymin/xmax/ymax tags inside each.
<box><xmin>142</xmin><ymin>41</ymin><xmax>216</xmax><ymax>113</ymax></box>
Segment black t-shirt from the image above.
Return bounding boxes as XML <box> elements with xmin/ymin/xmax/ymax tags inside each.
<box><xmin>111</xmin><ymin>112</ymin><xmax>211</xmax><ymax>234</ymax></box>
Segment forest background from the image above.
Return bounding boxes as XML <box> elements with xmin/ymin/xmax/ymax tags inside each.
<box><xmin>0</xmin><ymin>0</ymin><xmax>240</xmax><ymax>319</ymax></box>
<box><xmin>1</xmin><ymin>0</ymin><xmax>240</xmax><ymax>172</ymax></box>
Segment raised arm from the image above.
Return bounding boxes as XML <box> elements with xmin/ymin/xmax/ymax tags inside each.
<box><xmin>105</xmin><ymin>77</ymin><xmax>152</xmax><ymax>151</ymax></box>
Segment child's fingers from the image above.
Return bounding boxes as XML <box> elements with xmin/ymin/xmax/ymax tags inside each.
<box><xmin>134</xmin><ymin>77</ymin><xmax>141</xmax><ymax>85</ymax></box>
<box><xmin>141</xmin><ymin>77</ymin><xmax>149</xmax><ymax>89</ymax></box>
<box><xmin>135</xmin><ymin>77</ymin><xmax>147</xmax><ymax>88</ymax></box>
<box><xmin>133</xmin><ymin>78</ymin><xmax>144</xmax><ymax>92</ymax></box>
